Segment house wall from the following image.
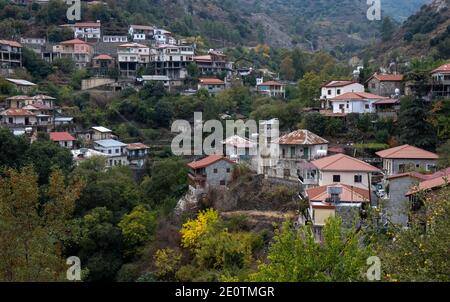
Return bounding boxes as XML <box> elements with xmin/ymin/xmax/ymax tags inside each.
<box><xmin>57</xmin><ymin>140</ymin><xmax>74</xmax><ymax>149</ymax></box>
<box><xmin>367</xmin><ymin>79</ymin><xmax>403</xmax><ymax>97</ymax></box>
<box><xmin>332</xmin><ymin>100</ymin><xmax>377</xmax><ymax>114</ymax></box>
<box><xmin>321</xmin><ymin>83</ymin><xmax>364</xmax><ymax>99</ymax></box>
<box><xmin>383</xmin><ymin>158</ymin><xmax>438</xmax><ymax>176</ymax></box>
<box><xmin>319</xmin><ymin>171</ymin><xmax>371</xmax><ymax>190</ymax></box>
<box><xmin>1</xmin><ymin>115</ymin><xmax>37</xmax><ymax>125</ymax></box>
<box><xmin>205</xmin><ymin>160</ymin><xmax>234</xmax><ymax>187</ymax></box>
<box><xmin>383</xmin><ymin>176</ymin><xmax>419</xmax><ymax>226</ymax></box>
<box><xmin>92</xmin><ymin>131</ymin><xmax>112</xmax><ymax>141</ymax></box>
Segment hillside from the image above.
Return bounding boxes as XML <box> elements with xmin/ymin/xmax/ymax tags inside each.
<box><xmin>364</xmin><ymin>0</ymin><xmax>450</xmax><ymax>64</ymax></box>
<box><xmin>0</xmin><ymin>0</ymin><xmax>429</xmax><ymax>54</ymax></box>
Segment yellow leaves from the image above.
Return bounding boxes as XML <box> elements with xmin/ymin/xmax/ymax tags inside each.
<box><xmin>180</xmin><ymin>208</ymin><xmax>219</xmax><ymax>249</ymax></box>
<box><xmin>154</xmin><ymin>248</ymin><xmax>182</xmax><ymax>278</ymax></box>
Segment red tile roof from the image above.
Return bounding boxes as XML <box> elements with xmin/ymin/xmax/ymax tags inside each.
<box><xmin>199</xmin><ymin>78</ymin><xmax>225</xmax><ymax>85</ymax></box>
<box><xmin>307</xmin><ymin>184</ymin><xmax>370</xmax><ymax>203</ymax></box>
<box><xmin>406</xmin><ymin>167</ymin><xmax>450</xmax><ymax>196</ymax></box>
<box><xmin>61</xmin><ymin>39</ymin><xmax>89</xmax><ymax>45</ymax></box>
<box><xmin>431</xmin><ymin>63</ymin><xmax>450</xmax><ymax>74</ymax></box>
<box><xmin>50</xmin><ymin>132</ymin><xmax>76</xmax><ymax>142</ymax></box>
<box><xmin>1</xmin><ymin>108</ymin><xmax>35</xmax><ymax>116</ymax></box>
<box><xmin>330</xmin><ymin>92</ymin><xmax>388</xmax><ymax>101</ymax></box>
<box><xmin>376</xmin><ymin>145</ymin><xmax>438</xmax><ymax>160</ymax></box>
<box><xmin>367</xmin><ymin>74</ymin><xmax>404</xmax><ymax>82</ymax></box>
<box><xmin>276</xmin><ymin>129</ymin><xmax>328</xmax><ymax>145</ymax></box>
<box><xmin>93</xmin><ymin>54</ymin><xmax>113</xmax><ymax>60</ymax></box>
<box><xmin>321</xmin><ymin>80</ymin><xmax>356</xmax><ymax>88</ymax></box>
<box><xmin>374</xmin><ymin>98</ymin><xmax>400</xmax><ymax>105</ymax></box>
<box><xmin>312</xmin><ymin>153</ymin><xmax>380</xmax><ymax>172</ymax></box>
<box><xmin>194</xmin><ymin>55</ymin><xmax>212</xmax><ymax>62</ymax></box>
<box><xmin>187</xmin><ymin>155</ymin><xmax>234</xmax><ymax>170</ymax></box>
<box><xmin>386</xmin><ymin>172</ymin><xmax>431</xmax><ymax>181</ymax></box>
<box><xmin>118</xmin><ymin>42</ymin><xmax>148</xmax><ymax>48</ymax></box>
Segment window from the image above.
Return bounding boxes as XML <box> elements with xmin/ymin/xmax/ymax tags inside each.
<box><xmin>365</xmin><ymin>104</ymin><xmax>370</xmax><ymax>109</ymax></box>
<box><xmin>226</xmin><ymin>168</ymin><xmax>231</xmax><ymax>173</ymax></box>
<box><xmin>220</xmin><ymin>180</ymin><xmax>226</xmax><ymax>185</ymax></box>
<box><xmin>328</xmin><ymin>90</ymin><xmax>332</xmax><ymax>95</ymax></box>
<box><xmin>213</xmin><ymin>168</ymin><xmax>218</xmax><ymax>173</ymax></box>
<box><xmin>108</xmin><ymin>149</ymin><xmax>112</xmax><ymax>154</ymax></box>
<box><xmin>354</xmin><ymin>175</ymin><xmax>362</xmax><ymax>183</ymax></box>
<box><xmin>116</xmin><ymin>149</ymin><xmax>120</xmax><ymax>154</ymax></box>
<box><xmin>333</xmin><ymin>175</ymin><xmax>341</xmax><ymax>183</ymax></box>
<box><xmin>337</xmin><ymin>89</ymin><xmax>341</xmax><ymax>95</ymax></box>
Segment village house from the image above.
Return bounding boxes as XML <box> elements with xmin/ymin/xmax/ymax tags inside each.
<box><xmin>0</xmin><ymin>108</ymin><xmax>37</xmax><ymax>134</ymax></box>
<box><xmin>320</xmin><ymin>80</ymin><xmax>364</xmax><ymax>109</ymax></box>
<box><xmin>376</xmin><ymin>144</ymin><xmax>439</xmax><ymax>176</ymax></box>
<box><xmin>306</xmin><ymin>183</ymin><xmax>370</xmax><ymax>240</ymax></box>
<box><xmin>365</xmin><ymin>73</ymin><xmax>404</xmax><ymax>97</ymax></box>
<box><xmin>311</xmin><ymin>153</ymin><xmax>381</xmax><ymax>191</ymax></box>
<box><xmin>187</xmin><ymin>155</ymin><xmax>236</xmax><ymax>192</ymax></box>
<box><xmin>222</xmin><ymin>135</ymin><xmax>257</xmax><ymax>164</ymax></box>
<box><xmin>0</xmin><ymin>40</ymin><xmax>22</xmax><ymax>72</ymax></box>
<box><xmin>117</xmin><ymin>42</ymin><xmax>150</xmax><ymax>78</ymax></box>
<box><xmin>5</xmin><ymin>78</ymin><xmax>36</xmax><ymax>94</ymax></box>
<box><xmin>153</xmin><ymin>28</ymin><xmax>175</xmax><ymax>45</ymax></box>
<box><xmin>126</xmin><ymin>143</ymin><xmax>150</xmax><ymax>168</ymax></box>
<box><xmin>90</xmin><ymin>126</ymin><xmax>114</xmax><ymax>141</ymax></box>
<box><xmin>22</xmin><ymin>103</ymin><xmax>53</xmax><ymax>130</ymax></box>
<box><xmin>128</xmin><ymin>25</ymin><xmax>154</xmax><ymax>42</ymax></box>
<box><xmin>194</xmin><ymin>50</ymin><xmax>233</xmax><ymax>78</ymax></box>
<box><xmin>92</xmin><ymin>54</ymin><xmax>115</xmax><ymax>76</ymax></box>
<box><xmin>73</xmin><ymin>21</ymin><xmax>102</xmax><ymax>42</ymax></box>
<box><xmin>373</xmin><ymin>98</ymin><xmax>401</xmax><ymax>120</ymax></box>
<box><xmin>20</xmin><ymin>37</ymin><xmax>46</xmax><ymax>54</ymax></box>
<box><xmin>253</xmin><ymin>118</ymin><xmax>280</xmax><ymax>176</ymax></box>
<box><xmin>329</xmin><ymin>92</ymin><xmax>388</xmax><ymax>115</ymax></box>
<box><xmin>151</xmin><ymin>44</ymin><xmax>195</xmax><ymax>84</ymax></box>
<box><xmin>53</xmin><ymin>39</ymin><xmax>94</xmax><ymax>69</ymax></box>
<box><xmin>268</xmin><ymin>129</ymin><xmax>328</xmax><ymax>186</ymax></box>
<box><xmin>6</xmin><ymin>94</ymin><xmax>55</xmax><ymax>109</ymax></box>
<box><xmin>50</xmin><ymin>132</ymin><xmax>76</xmax><ymax>149</ymax></box>
<box><xmin>139</xmin><ymin>75</ymin><xmax>172</xmax><ymax>90</ymax></box>
<box><xmin>102</xmin><ymin>35</ymin><xmax>128</xmax><ymax>43</ymax></box>
<box><xmin>383</xmin><ymin>167</ymin><xmax>450</xmax><ymax>226</ymax></box>
<box><xmin>93</xmin><ymin>139</ymin><xmax>128</xmax><ymax>167</ymax></box>
<box><xmin>430</xmin><ymin>63</ymin><xmax>450</xmax><ymax>98</ymax></box>
<box><xmin>71</xmin><ymin>148</ymin><xmax>108</xmax><ymax>166</ymax></box>
<box><xmin>198</xmin><ymin>78</ymin><xmax>225</xmax><ymax>93</ymax></box>
<box><xmin>256</xmin><ymin>79</ymin><xmax>286</xmax><ymax>98</ymax></box>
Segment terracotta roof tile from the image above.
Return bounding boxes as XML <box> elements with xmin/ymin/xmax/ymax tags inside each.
<box><xmin>330</xmin><ymin>92</ymin><xmax>388</xmax><ymax>101</ymax></box>
<box><xmin>199</xmin><ymin>78</ymin><xmax>225</xmax><ymax>85</ymax></box>
<box><xmin>431</xmin><ymin>63</ymin><xmax>450</xmax><ymax>74</ymax></box>
<box><xmin>1</xmin><ymin>108</ymin><xmax>35</xmax><ymax>116</ymax></box>
<box><xmin>321</xmin><ymin>80</ymin><xmax>356</xmax><ymax>88</ymax></box>
<box><xmin>406</xmin><ymin>167</ymin><xmax>450</xmax><ymax>196</ymax></box>
<box><xmin>187</xmin><ymin>155</ymin><xmax>234</xmax><ymax>170</ymax></box>
<box><xmin>127</xmin><ymin>143</ymin><xmax>150</xmax><ymax>150</ymax></box>
<box><xmin>312</xmin><ymin>153</ymin><xmax>380</xmax><ymax>172</ymax></box>
<box><xmin>307</xmin><ymin>184</ymin><xmax>370</xmax><ymax>203</ymax></box>
<box><xmin>376</xmin><ymin>145</ymin><xmax>438</xmax><ymax>159</ymax></box>
<box><xmin>367</xmin><ymin>74</ymin><xmax>404</xmax><ymax>82</ymax></box>
<box><xmin>50</xmin><ymin>132</ymin><xmax>76</xmax><ymax>141</ymax></box>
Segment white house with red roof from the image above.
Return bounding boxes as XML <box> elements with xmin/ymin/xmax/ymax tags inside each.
<box><xmin>311</xmin><ymin>153</ymin><xmax>380</xmax><ymax>190</ymax></box>
<box><xmin>50</xmin><ymin>132</ymin><xmax>76</xmax><ymax>149</ymax></box>
<box><xmin>187</xmin><ymin>155</ymin><xmax>236</xmax><ymax>190</ymax></box>
<box><xmin>430</xmin><ymin>63</ymin><xmax>450</xmax><ymax>98</ymax></box>
<box><xmin>320</xmin><ymin>80</ymin><xmax>364</xmax><ymax>109</ymax></box>
<box><xmin>329</xmin><ymin>91</ymin><xmax>388</xmax><ymax>114</ymax></box>
<box><xmin>376</xmin><ymin>144</ymin><xmax>439</xmax><ymax>176</ymax></box>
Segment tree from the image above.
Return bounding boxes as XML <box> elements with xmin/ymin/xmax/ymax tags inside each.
<box><xmin>380</xmin><ymin>17</ymin><xmax>395</xmax><ymax>42</ymax></box>
<box><xmin>377</xmin><ymin>187</ymin><xmax>450</xmax><ymax>282</ymax></box>
<box><xmin>25</xmin><ymin>140</ymin><xmax>73</xmax><ymax>185</ymax></box>
<box><xmin>0</xmin><ymin>127</ymin><xmax>29</xmax><ymax>169</ymax></box>
<box><xmin>250</xmin><ymin>218</ymin><xmax>372</xmax><ymax>282</ymax></box>
<box><xmin>0</xmin><ymin>167</ymin><xmax>83</xmax><ymax>281</ymax></box>
<box><xmin>429</xmin><ymin>100</ymin><xmax>450</xmax><ymax>142</ymax></box>
<box><xmin>22</xmin><ymin>48</ymin><xmax>52</xmax><ymax>80</ymax></box>
<box><xmin>280</xmin><ymin>56</ymin><xmax>295</xmax><ymax>81</ymax></box>
<box><xmin>302</xmin><ymin>112</ymin><xmax>327</xmax><ymax>136</ymax></box>
<box><xmin>396</xmin><ymin>97</ymin><xmax>438</xmax><ymax>151</ymax></box>
<box><xmin>141</xmin><ymin>158</ymin><xmax>188</xmax><ymax>207</ymax></box>
<box><xmin>118</xmin><ymin>205</ymin><xmax>157</xmax><ymax>256</ymax></box>
<box><xmin>297</xmin><ymin>72</ymin><xmax>322</xmax><ymax>106</ymax></box>
<box><xmin>437</xmin><ymin>140</ymin><xmax>450</xmax><ymax>168</ymax></box>
<box><xmin>180</xmin><ymin>208</ymin><xmax>220</xmax><ymax>249</ymax></box>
